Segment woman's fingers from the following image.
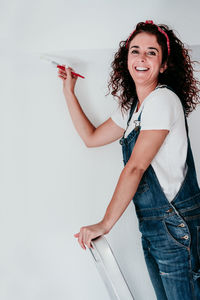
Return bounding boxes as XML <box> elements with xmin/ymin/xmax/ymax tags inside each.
<box><xmin>75</xmin><ymin>227</ymin><xmax>95</xmax><ymax>250</ymax></box>
<box><xmin>58</xmin><ymin>66</ymin><xmax>78</xmax><ymax>81</ymax></box>
<box><xmin>58</xmin><ymin>67</ymin><xmax>74</xmax><ymax>80</ymax></box>
<box><xmin>65</xmin><ymin>67</ymin><xmax>77</xmax><ymax>79</ymax></box>
<box><xmin>58</xmin><ymin>69</ymin><xmax>67</xmax><ymax>77</ymax></box>
<box><xmin>78</xmin><ymin>229</ymin><xmax>86</xmax><ymax>250</ymax></box>
<box><xmin>58</xmin><ymin>66</ymin><xmax>78</xmax><ymax>94</ymax></box>
<box><xmin>58</xmin><ymin>74</ymin><xmax>66</xmax><ymax>79</ymax></box>
<box><xmin>74</xmin><ymin>232</ymin><xmax>85</xmax><ymax>249</ymax></box>
<box><xmin>83</xmin><ymin>229</ymin><xmax>93</xmax><ymax>249</ymax></box>
<box><xmin>84</xmin><ymin>230</ymin><xmax>93</xmax><ymax>249</ymax></box>
<box><xmin>75</xmin><ymin>228</ymin><xmax>91</xmax><ymax>250</ymax></box>
<box><xmin>65</xmin><ymin>67</ymin><xmax>73</xmax><ymax>78</ymax></box>
<box><xmin>58</xmin><ymin>71</ymin><xmax>66</xmax><ymax>80</ymax></box>
<box><xmin>58</xmin><ymin>75</ymin><xmax>66</xmax><ymax>81</ymax></box>
<box><xmin>58</xmin><ymin>69</ymin><xmax>66</xmax><ymax>75</ymax></box>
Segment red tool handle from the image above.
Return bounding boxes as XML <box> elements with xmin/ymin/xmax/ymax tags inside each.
<box><xmin>57</xmin><ymin>65</ymin><xmax>85</xmax><ymax>79</ymax></box>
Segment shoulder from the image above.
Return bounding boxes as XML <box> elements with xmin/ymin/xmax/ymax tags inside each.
<box><xmin>143</xmin><ymin>86</ymin><xmax>183</xmax><ymax>116</ymax></box>
<box><xmin>141</xmin><ymin>87</ymin><xmax>184</xmax><ymax>130</ymax></box>
<box><xmin>145</xmin><ymin>86</ymin><xmax>182</xmax><ymax>108</ymax></box>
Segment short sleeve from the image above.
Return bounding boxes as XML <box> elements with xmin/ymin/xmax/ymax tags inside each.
<box><xmin>140</xmin><ymin>89</ymin><xmax>180</xmax><ymax>131</ymax></box>
<box><xmin>110</xmin><ymin>105</ymin><xmax>128</xmax><ymax>129</ymax></box>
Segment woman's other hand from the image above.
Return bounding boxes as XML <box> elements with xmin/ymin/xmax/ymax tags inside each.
<box><xmin>74</xmin><ymin>221</ymin><xmax>109</xmax><ymax>250</ymax></box>
<box><xmin>58</xmin><ymin>66</ymin><xmax>78</xmax><ymax>95</ymax></box>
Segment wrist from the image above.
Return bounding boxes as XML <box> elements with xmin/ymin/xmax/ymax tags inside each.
<box><xmin>64</xmin><ymin>90</ymin><xmax>75</xmax><ymax>99</ymax></box>
<box><xmin>100</xmin><ymin>219</ymin><xmax>113</xmax><ymax>234</ymax></box>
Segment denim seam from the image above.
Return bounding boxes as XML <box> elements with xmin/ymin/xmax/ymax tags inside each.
<box><xmin>136</xmin><ymin>204</ymin><xmax>170</xmax><ymax>212</ymax></box>
<box><xmin>138</xmin><ymin>214</ymin><xmax>176</xmax><ymax>221</ymax></box>
<box><xmin>178</xmin><ymin>203</ymin><xmax>200</xmax><ymax>214</ymax></box>
<box><xmin>173</xmin><ymin>192</ymin><xmax>200</xmax><ymax>206</ymax></box>
<box><xmin>139</xmin><ymin>216</ymin><xmax>165</xmax><ymax>221</ymax></box>
<box><xmin>183</xmin><ymin>214</ymin><xmax>200</xmax><ymax>221</ymax></box>
<box><xmin>136</xmin><ymin>200</ymin><xmax>200</xmax><ymax>216</ymax></box>
<box><xmin>138</xmin><ymin>211</ymin><xmax>200</xmax><ymax>221</ymax></box>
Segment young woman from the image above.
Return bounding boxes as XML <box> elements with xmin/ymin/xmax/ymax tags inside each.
<box><xmin>58</xmin><ymin>20</ymin><xmax>200</xmax><ymax>299</ymax></box>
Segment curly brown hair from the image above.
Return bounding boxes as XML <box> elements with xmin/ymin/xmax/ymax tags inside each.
<box><xmin>107</xmin><ymin>21</ymin><xmax>200</xmax><ymax>117</ymax></box>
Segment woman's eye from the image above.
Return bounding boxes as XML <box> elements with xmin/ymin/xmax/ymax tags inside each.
<box><xmin>131</xmin><ymin>50</ymin><xmax>138</xmax><ymax>54</ymax></box>
<box><xmin>148</xmin><ymin>51</ymin><xmax>156</xmax><ymax>55</ymax></box>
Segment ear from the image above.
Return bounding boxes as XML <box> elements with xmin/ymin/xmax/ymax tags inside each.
<box><xmin>160</xmin><ymin>62</ymin><xmax>167</xmax><ymax>74</ymax></box>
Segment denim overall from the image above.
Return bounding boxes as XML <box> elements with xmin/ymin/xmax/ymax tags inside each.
<box><xmin>119</xmin><ymin>86</ymin><xmax>200</xmax><ymax>299</ymax></box>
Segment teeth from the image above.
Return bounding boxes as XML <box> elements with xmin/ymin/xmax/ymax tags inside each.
<box><xmin>136</xmin><ymin>67</ymin><xmax>149</xmax><ymax>71</ymax></box>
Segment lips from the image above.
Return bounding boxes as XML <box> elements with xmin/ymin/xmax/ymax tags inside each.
<box><xmin>135</xmin><ymin>67</ymin><xmax>149</xmax><ymax>71</ymax></box>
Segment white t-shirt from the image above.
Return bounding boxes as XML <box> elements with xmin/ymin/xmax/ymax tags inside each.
<box><xmin>111</xmin><ymin>86</ymin><xmax>188</xmax><ymax>202</ymax></box>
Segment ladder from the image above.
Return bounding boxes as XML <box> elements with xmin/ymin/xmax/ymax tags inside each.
<box><xmin>89</xmin><ymin>236</ymin><xmax>135</xmax><ymax>300</ymax></box>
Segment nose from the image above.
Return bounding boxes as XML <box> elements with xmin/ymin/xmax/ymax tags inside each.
<box><xmin>137</xmin><ymin>53</ymin><xmax>146</xmax><ymax>62</ymax></box>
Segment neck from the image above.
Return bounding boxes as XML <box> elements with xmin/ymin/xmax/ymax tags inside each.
<box><xmin>136</xmin><ymin>81</ymin><xmax>159</xmax><ymax>105</ymax></box>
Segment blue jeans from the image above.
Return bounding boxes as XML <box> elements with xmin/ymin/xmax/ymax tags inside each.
<box><xmin>139</xmin><ymin>199</ymin><xmax>200</xmax><ymax>299</ymax></box>
<box><xmin>119</xmin><ymin>85</ymin><xmax>200</xmax><ymax>299</ymax></box>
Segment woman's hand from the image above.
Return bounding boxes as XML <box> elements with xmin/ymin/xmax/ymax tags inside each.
<box><xmin>74</xmin><ymin>221</ymin><xmax>109</xmax><ymax>250</ymax></box>
<box><xmin>58</xmin><ymin>66</ymin><xmax>78</xmax><ymax>95</ymax></box>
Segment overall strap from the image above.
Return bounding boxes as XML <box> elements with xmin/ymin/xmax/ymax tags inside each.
<box><xmin>127</xmin><ymin>100</ymin><xmax>138</xmax><ymax>127</ymax></box>
<box><xmin>121</xmin><ymin>100</ymin><xmax>138</xmax><ymax>139</ymax></box>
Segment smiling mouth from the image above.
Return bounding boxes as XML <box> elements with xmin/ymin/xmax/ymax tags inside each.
<box><xmin>135</xmin><ymin>67</ymin><xmax>150</xmax><ymax>71</ymax></box>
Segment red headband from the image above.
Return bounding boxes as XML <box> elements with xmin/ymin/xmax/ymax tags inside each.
<box><xmin>125</xmin><ymin>20</ymin><xmax>170</xmax><ymax>56</ymax></box>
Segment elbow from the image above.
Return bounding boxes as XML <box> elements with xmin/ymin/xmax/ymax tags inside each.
<box><xmin>84</xmin><ymin>139</ymin><xmax>94</xmax><ymax>148</ymax></box>
<box><xmin>84</xmin><ymin>141</ymin><xmax>91</xmax><ymax>148</ymax></box>
<box><xmin>84</xmin><ymin>135</ymin><xmax>98</xmax><ymax>148</ymax></box>
<box><xmin>125</xmin><ymin>163</ymin><xmax>146</xmax><ymax>176</ymax></box>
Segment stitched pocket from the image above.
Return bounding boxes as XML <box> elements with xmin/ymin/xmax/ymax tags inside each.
<box><xmin>162</xmin><ymin>218</ymin><xmax>190</xmax><ymax>249</ymax></box>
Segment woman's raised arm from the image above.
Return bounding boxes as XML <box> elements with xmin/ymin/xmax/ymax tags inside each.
<box><xmin>58</xmin><ymin>67</ymin><xmax>124</xmax><ymax>147</ymax></box>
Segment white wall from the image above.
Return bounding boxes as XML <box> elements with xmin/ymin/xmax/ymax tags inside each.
<box><xmin>1</xmin><ymin>1</ymin><xmax>200</xmax><ymax>300</ymax></box>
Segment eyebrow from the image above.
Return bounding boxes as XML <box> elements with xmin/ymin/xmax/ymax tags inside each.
<box><xmin>130</xmin><ymin>45</ymin><xmax>159</xmax><ymax>52</ymax></box>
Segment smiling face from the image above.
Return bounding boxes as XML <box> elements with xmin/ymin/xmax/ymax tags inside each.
<box><xmin>127</xmin><ymin>32</ymin><xmax>167</xmax><ymax>89</ymax></box>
